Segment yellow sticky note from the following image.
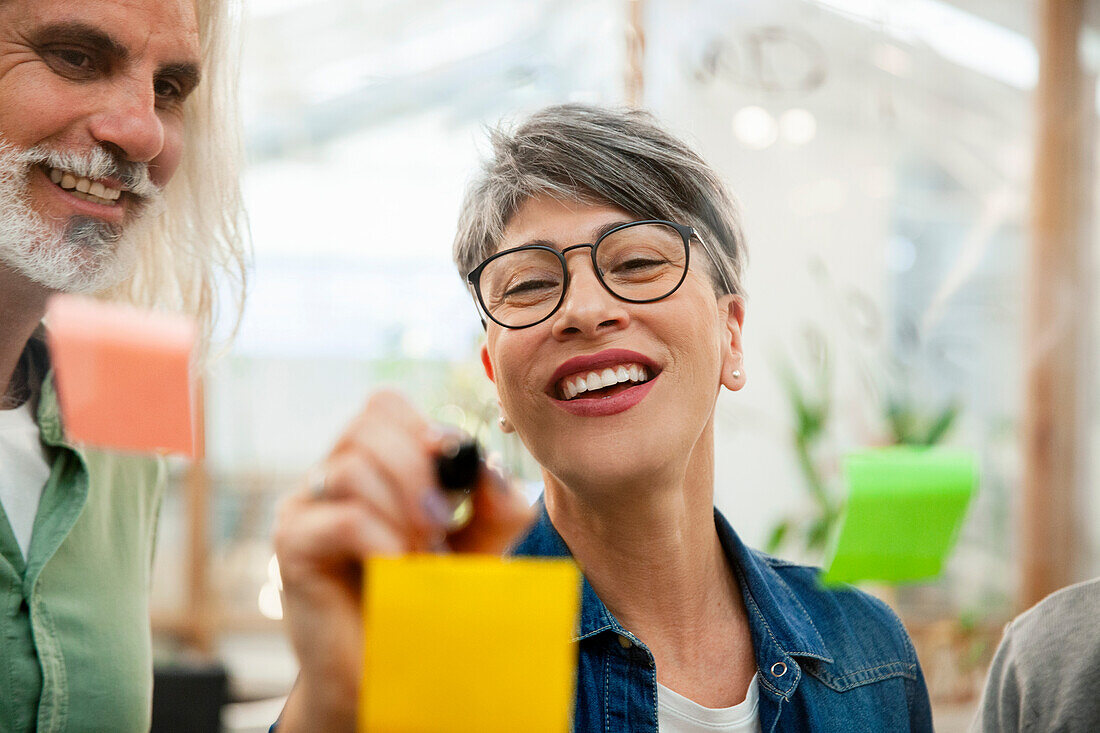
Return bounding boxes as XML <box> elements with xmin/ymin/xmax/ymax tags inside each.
<box><xmin>360</xmin><ymin>554</ymin><xmax>581</xmax><ymax>733</ymax></box>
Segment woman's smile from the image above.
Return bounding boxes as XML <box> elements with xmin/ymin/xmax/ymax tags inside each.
<box><xmin>545</xmin><ymin>347</ymin><xmax>662</xmax><ymax>416</ymax></box>
<box><xmin>551</xmin><ymin>374</ymin><xmax>659</xmax><ymax>417</ymax></box>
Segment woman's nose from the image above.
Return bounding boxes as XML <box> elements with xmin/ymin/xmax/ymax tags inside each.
<box><xmin>550</xmin><ymin>249</ymin><xmax>631</xmax><ymax>339</ymax></box>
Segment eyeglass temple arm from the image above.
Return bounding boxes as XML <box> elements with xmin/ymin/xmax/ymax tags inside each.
<box><xmin>465</xmin><ymin>279</ymin><xmax>489</xmax><ymax>330</ymax></box>
<box><xmin>691</xmin><ymin>230</ymin><xmax>737</xmax><ymax>295</ymax></box>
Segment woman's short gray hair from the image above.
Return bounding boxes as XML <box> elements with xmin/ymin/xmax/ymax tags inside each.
<box><xmin>453</xmin><ymin>104</ymin><xmax>746</xmax><ymax>296</ymax></box>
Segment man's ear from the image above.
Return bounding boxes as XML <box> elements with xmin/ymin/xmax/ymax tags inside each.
<box><xmin>480</xmin><ymin>344</ymin><xmax>496</xmax><ymax>383</ymax></box>
<box><xmin>719</xmin><ymin>294</ymin><xmax>746</xmax><ymax>391</ymax></box>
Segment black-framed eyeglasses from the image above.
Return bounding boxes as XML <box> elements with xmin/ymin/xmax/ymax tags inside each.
<box><xmin>466</xmin><ymin>219</ymin><xmax>694</xmax><ymax>329</ymax></box>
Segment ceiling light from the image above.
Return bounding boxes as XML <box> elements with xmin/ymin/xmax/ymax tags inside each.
<box><xmin>780</xmin><ymin>108</ymin><xmax>817</xmax><ymax>145</ymax></box>
<box><xmin>732</xmin><ymin>106</ymin><xmax>778</xmax><ymax>150</ymax></box>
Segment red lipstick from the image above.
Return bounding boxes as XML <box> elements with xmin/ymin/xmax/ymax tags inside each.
<box><xmin>547</xmin><ymin>348</ymin><xmax>660</xmax><ymax>418</ymax></box>
<box><xmin>547</xmin><ymin>349</ymin><xmax>659</xmax><ymax>390</ymax></box>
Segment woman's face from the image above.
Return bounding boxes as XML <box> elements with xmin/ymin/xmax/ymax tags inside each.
<box><xmin>480</xmin><ymin>195</ymin><xmax>746</xmax><ymax>494</ymax></box>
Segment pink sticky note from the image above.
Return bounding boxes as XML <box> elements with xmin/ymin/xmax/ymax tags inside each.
<box><xmin>46</xmin><ymin>294</ymin><xmax>198</xmax><ymax>457</ymax></box>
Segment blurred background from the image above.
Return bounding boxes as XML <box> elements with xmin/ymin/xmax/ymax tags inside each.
<box><xmin>148</xmin><ymin>0</ymin><xmax>1100</xmax><ymax>730</ymax></box>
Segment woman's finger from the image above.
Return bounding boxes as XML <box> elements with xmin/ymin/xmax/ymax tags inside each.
<box><xmin>342</xmin><ymin>411</ymin><xmax>451</xmax><ymax>538</ymax></box>
<box><xmin>275</xmin><ymin>493</ymin><xmax>414</xmax><ymax>584</ymax></box>
<box><xmin>314</xmin><ymin>452</ymin><xmax>411</xmax><ymax>533</ymax></box>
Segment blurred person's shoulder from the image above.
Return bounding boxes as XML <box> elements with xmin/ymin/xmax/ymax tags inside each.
<box><xmin>990</xmin><ymin>577</ymin><xmax>1100</xmax><ymax>686</ymax></box>
<box><xmin>1004</xmin><ymin>576</ymin><xmax>1100</xmax><ymax>645</ymax></box>
<box><xmin>972</xmin><ymin>578</ymin><xmax>1100</xmax><ymax>732</ymax></box>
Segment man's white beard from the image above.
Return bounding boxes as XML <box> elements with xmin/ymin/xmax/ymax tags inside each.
<box><xmin>0</xmin><ymin>140</ymin><xmax>165</xmax><ymax>294</ymax></box>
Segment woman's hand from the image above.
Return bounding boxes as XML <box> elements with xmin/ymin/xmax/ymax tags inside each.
<box><xmin>272</xmin><ymin>390</ymin><xmax>535</xmax><ymax>732</ymax></box>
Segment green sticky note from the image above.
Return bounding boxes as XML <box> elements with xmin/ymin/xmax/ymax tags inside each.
<box><xmin>822</xmin><ymin>447</ymin><xmax>977</xmax><ymax>585</ymax></box>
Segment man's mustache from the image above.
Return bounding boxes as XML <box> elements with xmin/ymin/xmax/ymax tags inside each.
<box><xmin>17</xmin><ymin>145</ymin><xmax>164</xmax><ymax>206</ymax></box>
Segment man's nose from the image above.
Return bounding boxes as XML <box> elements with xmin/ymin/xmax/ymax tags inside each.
<box><xmin>551</xmin><ymin>249</ymin><xmax>630</xmax><ymax>338</ymax></box>
<box><xmin>87</xmin><ymin>80</ymin><xmax>165</xmax><ymax>164</ymax></box>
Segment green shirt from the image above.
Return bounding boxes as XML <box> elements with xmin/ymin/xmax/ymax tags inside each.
<box><xmin>0</xmin><ymin>338</ymin><xmax>166</xmax><ymax>732</ymax></box>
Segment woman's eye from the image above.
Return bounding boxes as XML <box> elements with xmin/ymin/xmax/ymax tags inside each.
<box><xmin>505</xmin><ymin>279</ymin><xmax>557</xmax><ymax>297</ymax></box>
<box><xmin>616</xmin><ymin>257</ymin><xmax>665</xmax><ymax>272</ymax></box>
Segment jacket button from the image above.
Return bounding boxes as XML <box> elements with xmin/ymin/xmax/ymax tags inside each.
<box><xmin>771</xmin><ymin>662</ymin><xmax>788</xmax><ymax>678</ymax></box>
<box><xmin>618</xmin><ymin>634</ymin><xmax>633</xmax><ymax>649</ymax></box>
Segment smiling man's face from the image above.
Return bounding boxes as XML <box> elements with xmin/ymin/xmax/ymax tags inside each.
<box><xmin>0</xmin><ymin>0</ymin><xmax>201</xmax><ymax>292</ymax></box>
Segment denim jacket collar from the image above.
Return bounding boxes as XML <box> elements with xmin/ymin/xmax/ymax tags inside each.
<box><xmin>511</xmin><ymin>501</ymin><xmax>834</xmax><ymax>701</ymax></box>
<box><xmin>712</xmin><ymin>508</ymin><xmax>833</xmax><ymax>702</ymax></box>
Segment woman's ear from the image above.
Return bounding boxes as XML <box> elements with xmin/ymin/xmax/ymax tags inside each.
<box><xmin>718</xmin><ymin>294</ymin><xmax>746</xmax><ymax>391</ymax></box>
<box><xmin>480</xmin><ymin>344</ymin><xmax>496</xmax><ymax>383</ymax></box>
<box><xmin>481</xmin><ymin>344</ymin><xmax>515</xmax><ymax>433</ymax></box>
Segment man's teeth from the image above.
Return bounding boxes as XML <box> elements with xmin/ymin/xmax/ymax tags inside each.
<box><xmin>48</xmin><ymin>167</ymin><xmax>122</xmax><ymax>204</ymax></box>
<box><xmin>559</xmin><ymin>363</ymin><xmax>652</xmax><ymax>400</ymax></box>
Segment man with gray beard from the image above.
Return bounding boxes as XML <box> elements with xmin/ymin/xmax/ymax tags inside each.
<box><xmin>0</xmin><ymin>144</ymin><xmax>165</xmax><ymax>294</ymax></box>
<box><xmin>0</xmin><ymin>0</ymin><xmax>247</xmax><ymax>730</ymax></box>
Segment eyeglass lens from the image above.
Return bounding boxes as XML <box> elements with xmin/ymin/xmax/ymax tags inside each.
<box><xmin>477</xmin><ymin>222</ymin><xmax>687</xmax><ymax>328</ymax></box>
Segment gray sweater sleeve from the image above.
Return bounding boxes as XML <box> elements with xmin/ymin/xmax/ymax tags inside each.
<box><xmin>971</xmin><ymin>578</ymin><xmax>1100</xmax><ymax>733</ymax></box>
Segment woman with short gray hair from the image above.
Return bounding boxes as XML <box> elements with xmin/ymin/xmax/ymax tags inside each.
<box><xmin>274</xmin><ymin>104</ymin><xmax>933</xmax><ymax>732</ymax></box>
<box><xmin>454</xmin><ymin>104</ymin><xmax>745</xmax><ymax>298</ymax></box>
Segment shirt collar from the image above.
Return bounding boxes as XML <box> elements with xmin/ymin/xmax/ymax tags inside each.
<box><xmin>21</xmin><ymin>327</ymin><xmax>66</xmax><ymax>448</ymax></box>
<box><xmin>510</xmin><ymin>499</ymin><xmax>833</xmax><ymax>667</ymax></box>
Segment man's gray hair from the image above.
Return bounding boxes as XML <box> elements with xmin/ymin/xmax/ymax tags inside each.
<box><xmin>103</xmin><ymin>0</ymin><xmax>249</xmax><ymax>358</ymax></box>
<box><xmin>453</xmin><ymin>104</ymin><xmax>746</xmax><ymax>296</ymax></box>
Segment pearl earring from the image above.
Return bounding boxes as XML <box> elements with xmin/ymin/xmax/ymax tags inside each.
<box><xmin>732</xmin><ymin>369</ymin><xmax>742</xmax><ymax>379</ymax></box>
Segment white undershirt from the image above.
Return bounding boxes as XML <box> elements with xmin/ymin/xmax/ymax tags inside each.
<box><xmin>0</xmin><ymin>399</ymin><xmax>51</xmax><ymax>559</ymax></box>
<box><xmin>657</xmin><ymin>673</ymin><xmax>762</xmax><ymax>733</ymax></box>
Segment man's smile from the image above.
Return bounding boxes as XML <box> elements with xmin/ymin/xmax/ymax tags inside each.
<box><xmin>44</xmin><ymin>165</ymin><xmax>123</xmax><ymax>205</ymax></box>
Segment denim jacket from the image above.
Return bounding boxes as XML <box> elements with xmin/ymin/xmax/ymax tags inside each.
<box><xmin>511</xmin><ymin>503</ymin><xmax>934</xmax><ymax>733</ymax></box>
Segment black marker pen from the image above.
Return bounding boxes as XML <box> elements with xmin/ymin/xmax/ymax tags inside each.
<box><xmin>435</xmin><ymin>438</ymin><xmax>481</xmax><ymax>530</ymax></box>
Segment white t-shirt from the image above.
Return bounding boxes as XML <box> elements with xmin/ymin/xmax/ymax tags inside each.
<box><xmin>657</xmin><ymin>673</ymin><xmax>762</xmax><ymax>733</ymax></box>
<box><xmin>0</xmin><ymin>399</ymin><xmax>51</xmax><ymax>559</ymax></box>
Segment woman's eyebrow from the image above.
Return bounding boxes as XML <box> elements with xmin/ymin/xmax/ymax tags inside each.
<box><xmin>515</xmin><ymin>221</ymin><xmax>637</xmax><ymax>250</ymax></box>
<box><xmin>591</xmin><ymin>220</ymin><xmax>635</xmax><ymax>240</ymax></box>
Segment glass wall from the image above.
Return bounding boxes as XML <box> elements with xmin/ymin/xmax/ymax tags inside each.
<box><xmin>148</xmin><ymin>1</ymin><xmax>1099</xmax><ymax>727</ymax></box>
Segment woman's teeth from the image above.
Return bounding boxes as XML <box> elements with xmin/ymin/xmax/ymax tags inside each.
<box><xmin>48</xmin><ymin>167</ymin><xmax>122</xmax><ymax>205</ymax></box>
<box><xmin>559</xmin><ymin>363</ymin><xmax>651</xmax><ymax>400</ymax></box>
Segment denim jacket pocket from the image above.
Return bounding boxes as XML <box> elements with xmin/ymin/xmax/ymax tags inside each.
<box><xmin>802</xmin><ymin>657</ymin><xmax>918</xmax><ymax>692</ymax></box>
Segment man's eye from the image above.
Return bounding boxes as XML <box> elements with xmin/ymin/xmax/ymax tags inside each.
<box><xmin>154</xmin><ymin>78</ymin><xmax>183</xmax><ymax>101</ymax></box>
<box><xmin>51</xmin><ymin>49</ymin><xmax>94</xmax><ymax>71</ymax></box>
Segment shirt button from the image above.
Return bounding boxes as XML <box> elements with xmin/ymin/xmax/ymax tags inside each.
<box><xmin>771</xmin><ymin>661</ymin><xmax>788</xmax><ymax>678</ymax></box>
<box><xmin>618</xmin><ymin>634</ymin><xmax>633</xmax><ymax>649</ymax></box>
